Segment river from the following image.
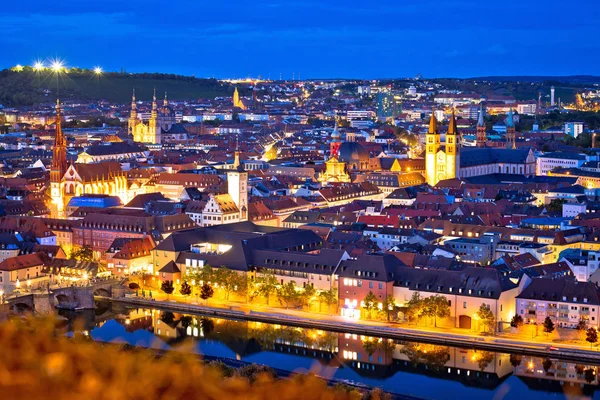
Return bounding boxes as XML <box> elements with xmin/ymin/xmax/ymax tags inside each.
<box><xmin>61</xmin><ymin>301</ymin><xmax>600</xmax><ymax>400</ymax></box>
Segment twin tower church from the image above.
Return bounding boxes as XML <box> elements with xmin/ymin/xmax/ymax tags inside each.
<box><xmin>425</xmin><ymin>108</ymin><xmax>534</xmax><ymax>186</ymax></box>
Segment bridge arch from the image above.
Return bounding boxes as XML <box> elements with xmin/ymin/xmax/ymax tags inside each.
<box><xmin>94</xmin><ymin>288</ymin><xmax>110</xmax><ymax>297</ymax></box>
<box><xmin>55</xmin><ymin>294</ymin><xmax>72</xmax><ymax>305</ymax></box>
<box><xmin>12</xmin><ymin>302</ymin><xmax>33</xmax><ymax>313</ymax></box>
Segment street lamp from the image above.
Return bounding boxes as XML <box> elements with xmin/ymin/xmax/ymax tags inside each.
<box><xmin>33</xmin><ymin>61</ymin><xmax>45</xmax><ymax>71</ymax></box>
<box><xmin>93</xmin><ymin>66</ymin><xmax>103</xmax><ymax>75</ymax></box>
<box><xmin>0</xmin><ymin>289</ymin><xmax>4</xmax><ymax>304</ymax></box>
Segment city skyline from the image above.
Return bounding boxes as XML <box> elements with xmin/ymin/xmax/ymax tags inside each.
<box><xmin>2</xmin><ymin>0</ymin><xmax>599</xmax><ymax>79</ymax></box>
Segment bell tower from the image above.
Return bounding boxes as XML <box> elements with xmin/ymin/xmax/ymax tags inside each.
<box><xmin>506</xmin><ymin>106</ymin><xmax>516</xmax><ymax>149</ymax></box>
<box><xmin>148</xmin><ymin>88</ymin><xmax>160</xmax><ymax>144</ymax></box>
<box><xmin>50</xmin><ymin>99</ymin><xmax>67</xmax><ymax>217</ymax></box>
<box><xmin>476</xmin><ymin>103</ymin><xmax>486</xmax><ymax>147</ymax></box>
<box><xmin>445</xmin><ymin>110</ymin><xmax>460</xmax><ymax>180</ymax></box>
<box><xmin>425</xmin><ymin>111</ymin><xmax>440</xmax><ymax>186</ymax></box>
<box><xmin>128</xmin><ymin>89</ymin><xmax>138</xmax><ymax>138</ymax></box>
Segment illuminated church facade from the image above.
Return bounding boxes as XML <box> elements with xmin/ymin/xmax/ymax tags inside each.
<box><xmin>424</xmin><ymin>110</ymin><xmax>535</xmax><ymax>187</ymax></box>
<box><xmin>128</xmin><ymin>89</ymin><xmax>188</xmax><ymax>144</ymax></box>
<box><xmin>49</xmin><ymin>100</ymin><xmax>130</xmax><ymax>218</ymax></box>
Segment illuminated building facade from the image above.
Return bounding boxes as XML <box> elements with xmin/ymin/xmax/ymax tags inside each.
<box><xmin>129</xmin><ymin>89</ymin><xmax>187</xmax><ymax>144</ymax></box>
<box><xmin>50</xmin><ymin>99</ymin><xmax>68</xmax><ymax>218</ymax></box>
<box><xmin>425</xmin><ymin>111</ymin><xmax>460</xmax><ymax>186</ymax></box>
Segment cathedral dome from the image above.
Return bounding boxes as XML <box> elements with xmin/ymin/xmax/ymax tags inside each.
<box><xmin>338</xmin><ymin>142</ymin><xmax>369</xmax><ymax>164</ymax></box>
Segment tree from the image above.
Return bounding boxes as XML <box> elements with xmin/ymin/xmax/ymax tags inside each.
<box><xmin>199</xmin><ymin>283</ymin><xmax>214</xmax><ymax>304</ymax></box>
<box><xmin>160</xmin><ymin>311</ymin><xmax>175</xmax><ymax>325</ymax></box>
<box><xmin>577</xmin><ymin>319</ymin><xmax>588</xmax><ymax>331</ymax></box>
<box><xmin>509</xmin><ymin>354</ymin><xmax>523</xmax><ymax>367</ymax></box>
<box><xmin>362</xmin><ymin>338</ymin><xmax>379</xmax><ymax>356</ymax></box>
<box><xmin>382</xmin><ymin>295</ymin><xmax>396</xmax><ymax>322</ymax></box>
<box><xmin>179</xmin><ymin>281</ymin><xmax>192</xmax><ymax>297</ymax></box>
<box><xmin>318</xmin><ymin>287</ymin><xmax>338</xmax><ymax>314</ymax></box>
<box><xmin>277</xmin><ymin>281</ymin><xmax>300</xmax><ymax>309</ymax></box>
<box><xmin>476</xmin><ymin>304</ymin><xmax>496</xmax><ymax>334</ymax></box>
<box><xmin>161</xmin><ymin>280</ymin><xmax>174</xmax><ymax>300</ymax></box>
<box><xmin>510</xmin><ymin>314</ymin><xmax>524</xmax><ymax>329</ymax></box>
<box><xmin>585</xmin><ymin>368</ymin><xmax>597</xmax><ymax>384</ymax></box>
<box><xmin>213</xmin><ymin>267</ymin><xmax>245</xmax><ymax>301</ymax></box>
<box><xmin>361</xmin><ymin>291</ymin><xmax>379</xmax><ymax>320</ymax></box>
<box><xmin>300</xmin><ymin>283</ymin><xmax>316</xmax><ymax>309</ymax></box>
<box><xmin>542</xmin><ymin>316</ymin><xmax>555</xmax><ymax>337</ymax></box>
<box><xmin>546</xmin><ymin>199</ymin><xmax>566</xmax><ymax>214</ymax></box>
<box><xmin>256</xmin><ymin>270</ymin><xmax>278</xmax><ymax>306</ymax></box>
<box><xmin>69</xmin><ymin>245</ymin><xmax>94</xmax><ymax>262</ymax></box>
<box><xmin>405</xmin><ymin>292</ymin><xmax>425</xmax><ymax>324</ymax></box>
<box><xmin>542</xmin><ymin>358</ymin><xmax>553</xmax><ymax>373</ymax></box>
<box><xmin>586</xmin><ymin>327</ymin><xmax>598</xmax><ymax>349</ymax></box>
<box><xmin>422</xmin><ymin>295</ymin><xmax>451</xmax><ymax>327</ymax></box>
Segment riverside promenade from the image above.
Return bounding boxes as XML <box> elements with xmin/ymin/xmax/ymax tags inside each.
<box><xmin>99</xmin><ymin>295</ymin><xmax>600</xmax><ymax>364</ymax></box>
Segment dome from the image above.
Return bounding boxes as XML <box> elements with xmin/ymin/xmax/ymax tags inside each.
<box><xmin>331</xmin><ymin>126</ymin><xmax>341</xmax><ymax>140</ymax></box>
<box><xmin>338</xmin><ymin>142</ymin><xmax>369</xmax><ymax>164</ymax></box>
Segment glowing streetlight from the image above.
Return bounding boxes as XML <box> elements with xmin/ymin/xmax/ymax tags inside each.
<box><xmin>93</xmin><ymin>66</ymin><xmax>103</xmax><ymax>75</ymax></box>
<box><xmin>13</xmin><ymin>64</ymin><xmax>24</xmax><ymax>72</ymax></box>
<box><xmin>15</xmin><ymin>279</ymin><xmax>20</xmax><ymax>289</ymax></box>
<box><xmin>33</xmin><ymin>61</ymin><xmax>45</xmax><ymax>71</ymax></box>
<box><xmin>51</xmin><ymin>60</ymin><xmax>65</xmax><ymax>72</ymax></box>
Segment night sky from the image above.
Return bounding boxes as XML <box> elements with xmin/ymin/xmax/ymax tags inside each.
<box><xmin>1</xmin><ymin>0</ymin><xmax>599</xmax><ymax>79</ymax></box>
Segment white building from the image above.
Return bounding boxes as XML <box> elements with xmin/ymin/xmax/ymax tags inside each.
<box><xmin>536</xmin><ymin>152</ymin><xmax>587</xmax><ymax>175</ymax></box>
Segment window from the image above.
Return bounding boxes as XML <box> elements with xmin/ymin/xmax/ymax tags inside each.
<box><xmin>463</xmin><ymin>302</ymin><xmax>467</xmax><ymax>309</ymax></box>
<box><xmin>378</xmin><ymin>283</ymin><xmax>383</xmax><ymax>290</ymax></box>
<box><xmin>369</xmin><ymin>282</ymin><xmax>373</xmax><ymax>289</ymax></box>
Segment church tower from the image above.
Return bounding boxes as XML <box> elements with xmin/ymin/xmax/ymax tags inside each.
<box><xmin>127</xmin><ymin>89</ymin><xmax>138</xmax><ymax>137</ymax></box>
<box><xmin>425</xmin><ymin>112</ymin><xmax>441</xmax><ymax>186</ymax></box>
<box><xmin>50</xmin><ymin>99</ymin><xmax>67</xmax><ymax>217</ymax></box>
<box><xmin>445</xmin><ymin>110</ymin><xmax>460</xmax><ymax>180</ymax></box>
<box><xmin>506</xmin><ymin>106</ymin><xmax>516</xmax><ymax>149</ymax></box>
<box><xmin>228</xmin><ymin>135</ymin><xmax>248</xmax><ymax>221</ymax></box>
<box><xmin>148</xmin><ymin>88</ymin><xmax>160</xmax><ymax>144</ymax></box>
<box><xmin>476</xmin><ymin>103</ymin><xmax>486</xmax><ymax>147</ymax></box>
<box><xmin>330</xmin><ymin>119</ymin><xmax>342</xmax><ymax>157</ymax></box>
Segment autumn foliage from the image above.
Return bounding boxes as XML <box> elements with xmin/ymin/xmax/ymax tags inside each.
<box><xmin>0</xmin><ymin>317</ymin><xmax>389</xmax><ymax>400</ymax></box>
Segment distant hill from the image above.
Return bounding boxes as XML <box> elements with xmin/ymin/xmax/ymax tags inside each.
<box><xmin>0</xmin><ymin>68</ymin><xmax>233</xmax><ymax>107</ymax></box>
<box><xmin>468</xmin><ymin>75</ymin><xmax>600</xmax><ymax>84</ymax></box>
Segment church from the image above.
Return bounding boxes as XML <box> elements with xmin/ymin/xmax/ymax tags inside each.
<box><xmin>49</xmin><ymin>100</ymin><xmax>130</xmax><ymax>218</ymax></box>
<box><xmin>128</xmin><ymin>89</ymin><xmax>188</xmax><ymax>144</ymax></box>
<box><xmin>424</xmin><ymin>109</ymin><xmax>536</xmax><ymax>187</ymax></box>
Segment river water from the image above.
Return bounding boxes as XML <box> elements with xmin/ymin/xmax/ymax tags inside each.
<box><xmin>62</xmin><ymin>301</ymin><xmax>600</xmax><ymax>400</ymax></box>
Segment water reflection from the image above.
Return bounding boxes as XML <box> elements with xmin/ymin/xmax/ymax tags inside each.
<box><xmin>65</xmin><ymin>302</ymin><xmax>600</xmax><ymax>400</ymax></box>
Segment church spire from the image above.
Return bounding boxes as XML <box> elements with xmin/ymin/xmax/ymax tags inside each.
<box><xmin>507</xmin><ymin>106</ymin><xmax>514</xmax><ymax>128</ymax></box>
<box><xmin>233</xmin><ymin>133</ymin><xmax>241</xmax><ymax>169</ymax></box>
<box><xmin>50</xmin><ymin>98</ymin><xmax>67</xmax><ymax>183</ymax></box>
<box><xmin>447</xmin><ymin>109</ymin><xmax>458</xmax><ymax>135</ymax></box>
<box><xmin>164</xmin><ymin>91</ymin><xmax>168</xmax><ymax>106</ymax></box>
<box><xmin>476</xmin><ymin>103</ymin><xmax>486</xmax><ymax>147</ymax></box>
<box><xmin>151</xmin><ymin>88</ymin><xmax>158</xmax><ymax>119</ymax></box>
<box><xmin>477</xmin><ymin>103</ymin><xmax>485</xmax><ymax>127</ymax></box>
<box><xmin>428</xmin><ymin>110</ymin><xmax>438</xmax><ymax>134</ymax></box>
<box><xmin>506</xmin><ymin>106</ymin><xmax>516</xmax><ymax>150</ymax></box>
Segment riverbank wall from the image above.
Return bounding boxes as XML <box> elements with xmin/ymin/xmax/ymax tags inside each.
<box><xmin>99</xmin><ymin>296</ymin><xmax>600</xmax><ymax>364</ymax></box>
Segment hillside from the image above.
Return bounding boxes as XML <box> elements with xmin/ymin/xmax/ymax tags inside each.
<box><xmin>0</xmin><ymin>68</ymin><xmax>233</xmax><ymax>106</ymax></box>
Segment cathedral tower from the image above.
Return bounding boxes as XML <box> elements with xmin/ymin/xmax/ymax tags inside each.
<box><xmin>50</xmin><ymin>99</ymin><xmax>67</xmax><ymax>217</ymax></box>
<box><xmin>148</xmin><ymin>88</ymin><xmax>159</xmax><ymax>143</ymax></box>
<box><xmin>445</xmin><ymin>110</ymin><xmax>460</xmax><ymax>180</ymax></box>
<box><xmin>330</xmin><ymin>119</ymin><xmax>342</xmax><ymax>157</ymax></box>
<box><xmin>127</xmin><ymin>89</ymin><xmax>138</xmax><ymax>137</ymax></box>
<box><xmin>506</xmin><ymin>107</ymin><xmax>516</xmax><ymax>149</ymax></box>
<box><xmin>476</xmin><ymin>103</ymin><xmax>486</xmax><ymax>147</ymax></box>
<box><xmin>425</xmin><ymin>112</ymin><xmax>441</xmax><ymax>186</ymax></box>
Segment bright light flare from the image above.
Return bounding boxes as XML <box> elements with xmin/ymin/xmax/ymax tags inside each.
<box><xmin>13</xmin><ymin>64</ymin><xmax>24</xmax><ymax>72</ymax></box>
<box><xmin>50</xmin><ymin>60</ymin><xmax>65</xmax><ymax>72</ymax></box>
<box><xmin>93</xmin><ymin>66</ymin><xmax>103</xmax><ymax>75</ymax></box>
<box><xmin>33</xmin><ymin>61</ymin><xmax>45</xmax><ymax>71</ymax></box>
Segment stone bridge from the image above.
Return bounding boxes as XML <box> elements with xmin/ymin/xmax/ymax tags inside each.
<box><xmin>3</xmin><ymin>279</ymin><xmax>123</xmax><ymax>314</ymax></box>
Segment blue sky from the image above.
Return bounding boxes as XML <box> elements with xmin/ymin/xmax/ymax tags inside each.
<box><xmin>1</xmin><ymin>0</ymin><xmax>599</xmax><ymax>78</ymax></box>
